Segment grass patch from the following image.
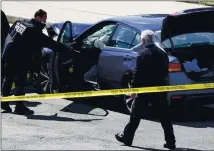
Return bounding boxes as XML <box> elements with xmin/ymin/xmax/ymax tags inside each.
<box><xmin>199</xmin><ymin>0</ymin><xmax>214</xmax><ymax>6</ymax></box>
<box><xmin>178</xmin><ymin>0</ymin><xmax>214</xmax><ymax>6</ymax></box>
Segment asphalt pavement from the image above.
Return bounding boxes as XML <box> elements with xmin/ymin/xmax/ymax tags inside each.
<box><xmin>2</xmin><ymin>95</ymin><xmax>214</xmax><ymax>150</ymax></box>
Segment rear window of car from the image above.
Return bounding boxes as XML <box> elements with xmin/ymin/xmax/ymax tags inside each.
<box><xmin>155</xmin><ymin>32</ymin><xmax>214</xmax><ymax>48</ymax></box>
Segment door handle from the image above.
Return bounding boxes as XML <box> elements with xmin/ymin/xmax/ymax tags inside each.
<box><xmin>123</xmin><ymin>55</ymin><xmax>132</xmax><ymax>61</ymax></box>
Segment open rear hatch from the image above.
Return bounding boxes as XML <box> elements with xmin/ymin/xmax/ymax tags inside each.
<box><xmin>161</xmin><ymin>9</ymin><xmax>214</xmax><ymax>81</ymax></box>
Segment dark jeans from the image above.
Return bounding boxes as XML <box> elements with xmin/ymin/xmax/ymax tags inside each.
<box><xmin>123</xmin><ymin>93</ymin><xmax>176</xmax><ymax>144</ymax></box>
<box><xmin>1</xmin><ymin>59</ymin><xmax>5</xmax><ymax>85</ymax></box>
<box><xmin>2</xmin><ymin>60</ymin><xmax>29</xmax><ymax>106</ymax></box>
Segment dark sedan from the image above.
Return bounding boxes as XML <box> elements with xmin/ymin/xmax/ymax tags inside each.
<box><xmin>39</xmin><ymin>7</ymin><xmax>214</xmax><ymax>113</ymax></box>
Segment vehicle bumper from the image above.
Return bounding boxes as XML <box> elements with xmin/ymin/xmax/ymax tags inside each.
<box><xmin>168</xmin><ymin>90</ymin><xmax>214</xmax><ymax>106</ymax></box>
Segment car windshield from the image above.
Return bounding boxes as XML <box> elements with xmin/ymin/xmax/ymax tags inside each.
<box><xmin>155</xmin><ymin>32</ymin><xmax>214</xmax><ymax>49</ymax></box>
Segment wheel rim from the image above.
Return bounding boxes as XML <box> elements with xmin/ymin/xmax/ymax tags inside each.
<box><xmin>40</xmin><ymin>62</ymin><xmax>51</xmax><ymax>93</ymax></box>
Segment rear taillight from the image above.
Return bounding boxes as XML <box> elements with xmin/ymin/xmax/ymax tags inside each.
<box><xmin>171</xmin><ymin>96</ymin><xmax>182</xmax><ymax>100</ymax></box>
<box><xmin>168</xmin><ymin>63</ymin><xmax>182</xmax><ymax>72</ymax></box>
<box><xmin>171</xmin><ymin>95</ymin><xmax>183</xmax><ymax>101</ymax></box>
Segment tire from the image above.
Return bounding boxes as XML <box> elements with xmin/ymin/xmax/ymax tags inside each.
<box><xmin>39</xmin><ymin>57</ymin><xmax>58</xmax><ymax>93</ymax></box>
<box><xmin>39</xmin><ymin>59</ymin><xmax>51</xmax><ymax>93</ymax></box>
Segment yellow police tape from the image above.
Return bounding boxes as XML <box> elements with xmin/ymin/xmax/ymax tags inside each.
<box><xmin>1</xmin><ymin>83</ymin><xmax>214</xmax><ymax>102</ymax></box>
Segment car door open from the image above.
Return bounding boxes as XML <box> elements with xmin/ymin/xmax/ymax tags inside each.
<box><xmin>53</xmin><ymin>21</ymin><xmax>74</xmax><ymax>91</ymax></box>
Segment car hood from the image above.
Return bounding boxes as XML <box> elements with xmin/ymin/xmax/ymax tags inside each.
<box><xmin>161</xmin><ymin>9</ymin><xmax>214</xmax><ymax>42</ymax></box>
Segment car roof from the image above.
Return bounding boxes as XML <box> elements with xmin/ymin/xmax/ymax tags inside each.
<box><xmin>102</xmin><ymin>14</ymin><xmax>168</xmax><ymax>32</ymax></box>
<box><xmin>100</xmin><ymin>7</ymin><xmax>213</xmax><ymax>33</ymax></box>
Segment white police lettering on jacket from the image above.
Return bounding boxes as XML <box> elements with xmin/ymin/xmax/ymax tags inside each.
<box><xmin>14</xmin><ymin>22</ymin><xmax>26</xmax><ymax>35</ymax></box>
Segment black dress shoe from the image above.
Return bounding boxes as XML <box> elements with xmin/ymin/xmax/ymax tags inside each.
<box><xmin>14</xmin><ymin>105</ymin><xmax>34</xmax><ymax>115</ymax></box>
<box><xmin>1</xmin><ymin>102</ymin><xmax>12</xmax><ymax>113</ymax></box>
<box><xmin>115</xmin><ymin>133</ymin><xmax>132</xmax><ymax>146</ymax></box>
<box><xmin>164</xmin><ymin>143</ymin><xmax>176</xmax><ymax>150</ymax></box>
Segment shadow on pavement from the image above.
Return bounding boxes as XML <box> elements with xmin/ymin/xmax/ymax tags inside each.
<box><xmin>171</xmin><ymin>106</ymin><xmax>214</xmax><ymax>128</ymax></box>
<box><xmin>25</xmin><ymin>114</ymin><xmax>102</xmax><ymax>122</ymax></box>
<box><xmin>137</xmin><ymin>106</ymin><xmax>214</xmax><ymax>128</ymax></box>
<box><xmin>66</xmin><ymin>95</ymin><xmax>214</xmax><ymax>128</ymax></box>
<box><xmin>129</xmin><ymin>145</ymin><xmax>202</xmax><ymax>151</ymax></box>
<box><xmin>24</xmin><ymin>101</ymin><xmax>42</xmax><ymax>107</ymax></box>
<box><xmin>9</xmin><ymin>101</ymin><xmax>42</xmax><ymax>107</ymax></box>
<box><xmin>61</xmin><ymin>97</ymin><xmax>109</xmax><ymax>117</ymax></box>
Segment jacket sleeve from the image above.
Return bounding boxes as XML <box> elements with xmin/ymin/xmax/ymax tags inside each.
<box><xmin>40</xmin><ymin>33</ymin><xmax>80</xmax><ymax>58</ymax></box>
<box><xmin>130</xmin><ymin>51</ymin><xmax>151</xmax><ymax>88</ymax></box>
<box><xmin>1</xmin><ymin>11</ymin><xmax>10</xmax><ymax>50</ymax></box>
<box><xmin>1</xmin><ymin>11</ymin><xmax>10</xmax><ymax>34</ymax></box>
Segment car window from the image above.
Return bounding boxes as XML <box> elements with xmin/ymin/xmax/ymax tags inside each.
<box><xmin>154</xmin><ymin>31</ymin><xmax>171</xmax><ymax>48</ymax></box>
<box><xmin>59</xmin><ymin>22</ymin><xmax>72</xmax><ymax>43</ymax></box>
<box><xmin>155</xmin><ymin>31</ymin><xmax>214</xmax><ymax>49</ymax></box>
<box><xmin>171</xmin><ymin>33</ymin><xmax>214</xmax><ymax>48</ymax></box>
<box><xmin>72</xmin><ymin>23</ymin><xmax>92</xmax><ymax>38</ymax></box>
<box><xmin>132</xmin><ymin>33</ymin><xmax>141</xmax><ymax>46</ymax></box>
<box><xmin>82</xmin><ymin>24</ymin><xmax>116</xmax><ymax>46</ymax></box>
<box><xmin>107</xmin><ymin>25</ymin><xmax>138</xmax><ymax>49</ymax></box>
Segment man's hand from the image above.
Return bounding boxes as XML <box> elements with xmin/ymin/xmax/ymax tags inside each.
<box><xmin>128</xmin><ymin>93</ymin><xmax>137</xmax><ymax>99</ymax></box>
<box><xmin>66</xmin><ymin>46</ymin><xmax>81</xmax><ymax>58</ymax></box>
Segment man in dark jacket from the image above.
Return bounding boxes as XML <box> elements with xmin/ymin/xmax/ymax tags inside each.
<box><xmin>1</xmin><ymin>10</ymin><xmax>10</xmax><ymax>50</ymax></box>
<box><xmin>1</xmin><ymin>10</ymin><xmax>10</xmax><ymax>84</ymax></box>
<box><xmin>1</xmin><ymin>9</ymin><xmax>79</xmax><ymax>115</ymax></box>
<box><xmin>115</xmin><ymin>30</ymin><xmax>176</xmax><ymax>149</ymax></box>
<box><xmin>28</xmin><ymin>10</ymin><xmax>48</xmax><ymax>94</ymax></box>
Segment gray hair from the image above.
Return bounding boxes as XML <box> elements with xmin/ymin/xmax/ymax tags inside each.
<box><xmin>140</xmin><ymin>30</ymin><xmax>155</xmax><ymax>43</ymax></box>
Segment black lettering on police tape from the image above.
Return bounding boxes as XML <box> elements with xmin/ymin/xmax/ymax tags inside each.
<box><xmin>68</xmin><ymin>92</ymin><xmax>92</xmax><ymax>97</ymax></box>
<box><xmin>111</xmin><ymin>90</ymin><xmax>119</xmax><ymax>95</ymax></box>
<box><xmin>110</xmin><ymin>89</ymin><xmax>139</xmax><ymax>95</ymax></box>
<box><xmin>72</xmin><ymin>93</ymin><xmax>77</xmax><ymax>96</ymax></box>
<box><xmin>131</xmin><ymin>89</ymin><xmax>139</xmax><ymax>93</ymax></box>
<box><xmin>157</xmin><ymin>87</ymin><xmax>165</xmax><ymax>91</ymax></box>
<box><xmin>121</xmin><ymin>89</ymin><xmax>129</xmax><ymax>94</ymax></box>
<box><xmin>30</xmin><ymin>96</ymin><xmax>37</xmax><ymax>99</ymax></box>
<box><xmin>65</xmin><ymin>93</ymin><xmax>75</xmax><ymax>97</ymax></box>
<box><xmin>204</xmin><ymin>83</ymin><xmax>214</xmax><ymax>88</ymax></box>
<box><xmin>157</xmin><ymin>85</ymin><xmax>186</xmax><ymax>92</ymax></box>
<box><xmin>17</xmin><ymin>96</ymin><xmax>26</xmax><ymax>100</ymax></box>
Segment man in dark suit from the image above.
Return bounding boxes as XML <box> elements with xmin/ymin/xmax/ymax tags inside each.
<box><xmin>1</xmin><ymin>9</ymin><xmax>79</xmax><ymax>114</ymax></box>
<box><xmin>1</xmin><ymin>10</ymin><xmax>10</xmax><ymax>84</ymax></box>
<box><xmin>1</xmin><ymin>10</ymin><xmax>10</xmax><ymax>50</ymax></box>
<box><xmin>115</xmin><ymin>30</ymin><xmax>176</xmax><ymax>149</ymax></box>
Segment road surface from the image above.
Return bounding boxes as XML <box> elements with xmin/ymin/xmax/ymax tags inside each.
<box><xmin>2</xmin><ymin>96</ymin><xmax>214</xmax><ymax>150</ymax></box>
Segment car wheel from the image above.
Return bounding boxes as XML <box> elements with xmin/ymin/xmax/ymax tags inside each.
<box><xmin>40</xmin><ymin>58</ymin><xmax>59</xmax><ymax>93</ymax></box>
<box><xmin>40</xmin><ymin>60</ymin><xmax>52</xmax><ymax>93</ymax></box>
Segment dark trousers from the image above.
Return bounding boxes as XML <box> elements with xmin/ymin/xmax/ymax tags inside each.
<box><xmin>123</xmin><ymin>94</ymin><xmax>175</xmax><ymax>144</ymax></box>
<box><xmin>2</xmin><ymin>60</ymin><xmax>28</xmax><ymax>105</ymax></box>
<box><xmin>1</xmin><ymin>59</ymin><xmax>5</xmax><ymax>85</ymax></box>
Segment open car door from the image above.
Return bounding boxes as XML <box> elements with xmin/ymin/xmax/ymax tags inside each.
<box><xmin>53</xmin><ymin>21</ymin><xmax>74</xmax><ymax>91</ymax></box>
